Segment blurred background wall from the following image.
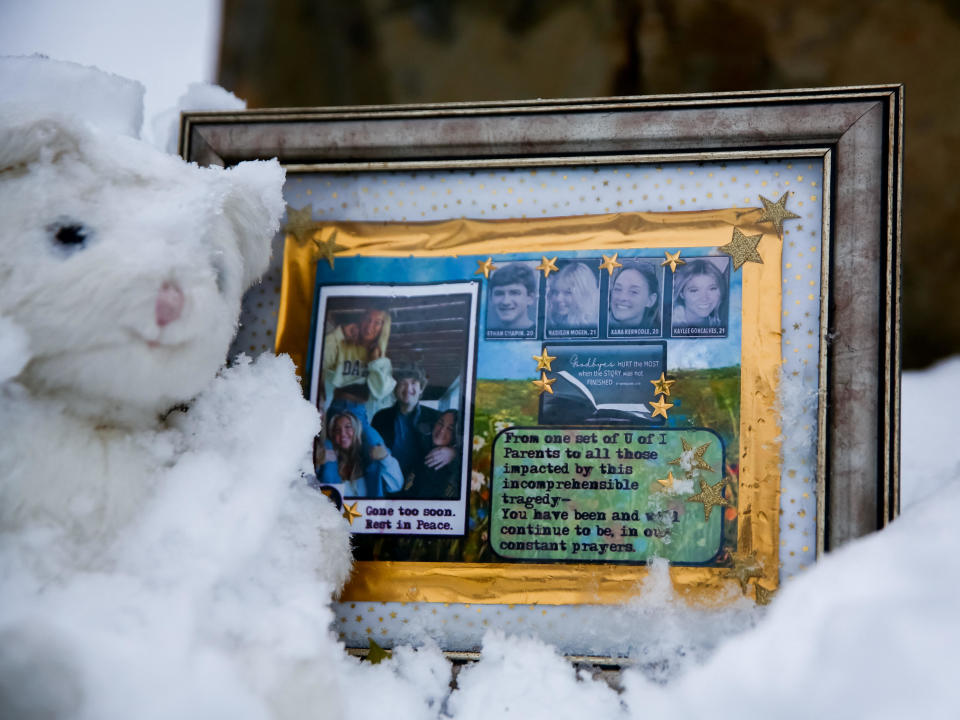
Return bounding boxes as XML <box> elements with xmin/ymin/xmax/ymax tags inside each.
<box><xmin>216</xmin><ymin>0</ymin><xmax>959</xmax><ymax>370</ymax></box>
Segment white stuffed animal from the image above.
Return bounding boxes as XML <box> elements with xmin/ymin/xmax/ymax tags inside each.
<box><xmin>0</xmin><ymin>57</ymin><xmax>352</xmax><ymax>718</ymax></box>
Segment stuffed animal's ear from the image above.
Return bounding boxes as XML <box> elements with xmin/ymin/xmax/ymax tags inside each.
<box><xmin>221</xmin><ymin>160</ymin><xmax>286</xmax><ymax>289</ymax></box>
<box><xmin>0</xmin><ymin>116</ymin><xmax>81</xmax><ymax>173</ymax></box>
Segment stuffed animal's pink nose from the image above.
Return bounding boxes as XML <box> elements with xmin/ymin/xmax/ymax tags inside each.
<box><xmin>155</xmin><ymin>281</ymin><xmax>184</xmax><ymax>327</ymax></box>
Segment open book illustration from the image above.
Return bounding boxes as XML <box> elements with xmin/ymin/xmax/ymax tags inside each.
<box><xmin>555</xmin><ymin>371</ymin><xmax>652</xmax><ymax>417</ymax></box>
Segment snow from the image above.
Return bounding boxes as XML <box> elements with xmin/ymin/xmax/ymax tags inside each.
<box><xmin>448</xmin><ymin>634</ymin><xmax>623</xmax><ymax>720</ymax></box>
<box><xmin>152</xmin><ymin>82</ymin><xmax>246</xmax><ymax>154</ymax></box>
<box><xmin>900</xmin><ymin>356</ymin><xmax>960</xmax><ymax>510</ymax></box>
<box><xmin>0</xmin><ymin>55</ymin><xmax>144</xmax><ymax>138</ymax></box>
<box><xmin>0</xmin><ymin>355</ymin><xmax>351</xmax><ymax>719</ymax></box>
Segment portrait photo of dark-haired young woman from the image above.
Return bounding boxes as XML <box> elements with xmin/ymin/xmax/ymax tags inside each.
<box><xmin>607</xmin><ymin>259</ymin><xmax>662</xmax><ymax>337</ymax></box>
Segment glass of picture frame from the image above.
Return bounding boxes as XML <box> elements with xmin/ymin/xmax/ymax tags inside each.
<box><xmin>181</xmin><ymin>86</ymin><xmax>902</xmax><ymax>660</ymax></box>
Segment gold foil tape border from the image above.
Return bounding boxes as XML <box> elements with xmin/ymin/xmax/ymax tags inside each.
<box><xmin>278</xmin><ymin>208</ymin><xmax>781</xmax><ymax>605</ymax></box>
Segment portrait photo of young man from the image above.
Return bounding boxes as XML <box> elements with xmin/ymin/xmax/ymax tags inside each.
<box><xmin>485</xmin><ymin>261</ymin><xmax>539</xmax><ymax>339</ymax></box>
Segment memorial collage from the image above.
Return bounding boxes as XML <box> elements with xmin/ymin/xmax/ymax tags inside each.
<box><xmin>301</xmin><ymin>238</ymin><xmax>745</xmax><ymax>575</ymax></box>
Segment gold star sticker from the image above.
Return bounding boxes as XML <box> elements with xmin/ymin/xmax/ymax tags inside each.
<box><xmin>661</xmin><ymin>250</ymin><xmax>686</xmax><ymax>272</ymax></box>
<box><xmin>284</xmin><ymin>204</ymin><xmax>316</xmax><ymax>245</ymax></box>
<box><xmin>650</xmin><ymin>372</ymin><xmax>676</xmax><ymax>396</ymax></box>
<box><xmin>342</xmin><ymin>501</ymin><xmax>361</xmax><ymax>524</ymax></box>
<box><xmin>656</xmin><ymin>470</ymin><xmax>676</xmax><ymax>488</ymax></box>
<box><xmin>532</xmin><ymin>372</ymin><xmax>557</xmax><ymax>395</ymax></box>
<box><xmin>649</xmin><ymin>394</ymin><xmax>673</xmax><ymax>419</ymax></box>
<box><xmin>536</xmin><ymin>256</ymin><xmax>559</xmax><ymax>278</ymax></box>
<box><xmin>725</xmin><ymin>551</ymin><xmax>764</xmax><ymax>593</ymax></box>
<box><xmin>668</xmin><ymin>438</ymin><xmax>715</xmax><ymax>473</ymax></box>
<box><xmin>313</xmin><ymin>229</ymin><xmax>347</xmax><ymax>269</ymax></box>
<box><xmin>754</xmin><ymin>584</ymin><xmax>775</xmax><ymax>606</ymax></box>
<box><xmin>719</xmin><ymin>227</ymin><xmax>764</xmax><ymax>270</ymax></box>
<box><xmin>598</xmin><ymin>253</ymin><xmax>623</xmax><ymax>275</ymax></box>
<box><xmin>366</xmin><ymin>638</ymin><xmax>393</xmax><ymax>664</ymax></box>
<box><xmin>757</xmin><ymin>192</ymin><xmax>801</xmax><ymax>237</ymax></box>
<box><xmin>686</xmin><ymin>478</ymin><xmax>731</xmax><ymax>521</ymax></box>
<box><xmin>475</xmin><ymin>257</ymin><xmax>497</xmax><ymax>279</ymax></box>
<box><xmin>532</xmin><ymin>348</ymin><xmax>557</xmax><ymax>371</ymax></box>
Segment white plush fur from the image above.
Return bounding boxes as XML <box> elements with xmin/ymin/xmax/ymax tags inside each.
<box><xmin>0</xmin><ymin>110</ymin><xmax>288</xmax><ymax>543</ymax></box>
<box><xmin>0</xmin><ymin>58</ymin><xmax>352</xmax><ymax>718</ymax></box>
<box><xmin>0</xmin><ymin>114</ymin><xmax>278</xmax><ymax>424</ymax></box>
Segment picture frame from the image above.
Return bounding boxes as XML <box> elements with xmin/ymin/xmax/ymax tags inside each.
<box><xmin>180</xmin><ymin>86</ymin><xmax>902</xmax><ymax>659</ymax></box>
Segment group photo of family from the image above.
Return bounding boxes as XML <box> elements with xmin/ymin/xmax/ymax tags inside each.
<box><xmin>310</xmin><ymin>284</ymin><xmax>478</xmax><ymax>502</ymax></box>
<box><xmin>484</xmin><ymin>255</ymin><xmax>731</xmax><ymax>341</ymax></box>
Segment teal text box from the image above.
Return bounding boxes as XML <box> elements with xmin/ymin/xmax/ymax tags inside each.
<box><xmin>490</xmin><ymin>427</ymin><xmax>726</xmax><ymax>563</ymax></box>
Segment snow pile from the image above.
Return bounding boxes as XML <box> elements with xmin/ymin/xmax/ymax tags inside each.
<box><xmin>900</xmin><ymin>356</ymin><xmax>960</xmax><ymax>509</ymax></box>
<box><xmin>0</xmin><ymin>355</ymin><xmax>355</xmax><ymax>719</ymax></box>
<box><xmin>152</xmin><ymin>81</ymin><xmax>246</xmax><ymax>154</ymax></box>
<box><xmin>0</xmin><ymin>54</ymin><xmax>143</xmax><ymax>138</ymax></box>
<box><xmin>449</xmin><ymin>633</ymin><xmax>623</xmax><ymax>720</ymax></box>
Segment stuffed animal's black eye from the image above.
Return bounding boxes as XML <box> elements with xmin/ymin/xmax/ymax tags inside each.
<box><xmin>54</xmin><ymin>224</ymin><xmax>87</xmax><ymax>246</ymax></box>
<box><xmin>46</xmin><ymin>221</ymin><xmax>93</xmax><ymax>255</ymax></box>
